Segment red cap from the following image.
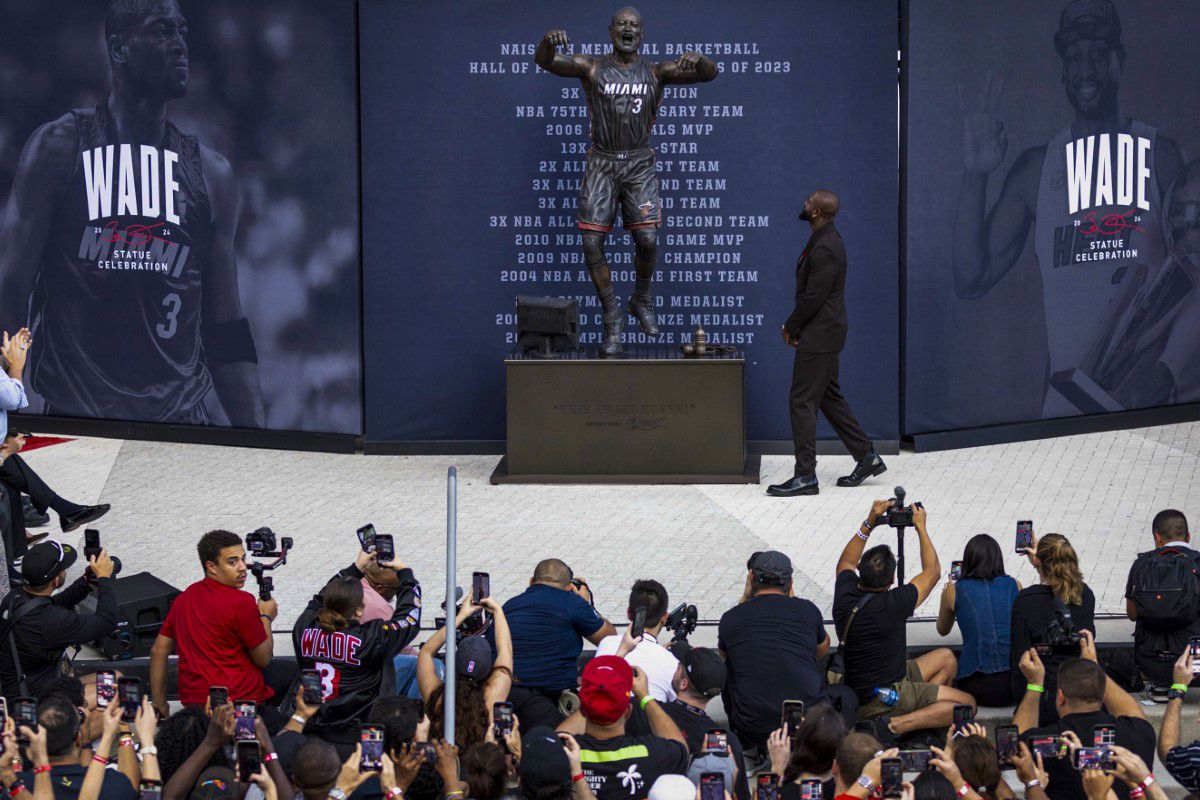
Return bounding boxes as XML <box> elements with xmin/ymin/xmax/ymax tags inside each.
<box><xmin>579</xmin><ymin>655</ymin><xmax>633</xmax><ymax>725</ymax></box>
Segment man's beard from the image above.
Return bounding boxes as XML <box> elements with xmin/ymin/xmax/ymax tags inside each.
<box><xmin>799</xmin><ymin>208</ymin><xmax>812</xmax><ymax>222</ymax></box>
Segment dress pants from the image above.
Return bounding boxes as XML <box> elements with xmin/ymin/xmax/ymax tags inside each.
<box><xmin>789</xmin><ymin>351</ymin><xmax>871</xmax><ymax>478</ymax></box>
<box><xmin>0</xmin><ymin>454</ymin><xmax>69</xmax><ymax>570</ymax></box>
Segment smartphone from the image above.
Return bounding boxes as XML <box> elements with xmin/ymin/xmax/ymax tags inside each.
<box><xmin>758</xmin><ymin>774</ymin><xmax>782</xmax><ymax>800</ymax></box>
<box><xmin>0</xmin><ymin>698</ymin><xmax>7</xmax><ymax>730</ymax></box>
<box><xmin>233</xmin><ymin>701</ymin><xmax>257</xmax><ymax>742</ymax></box>
<box><xmin>356</xmin><ymin>524</ymin><xmax>377</xmax><ymax>554</ymax></box>
<box><xmin>1016</xmin><ymin>521</ymin><xmax>1034</xmax><ymax>553</ymax></box>
<box><xmin>96</xmin><ymin>671</ymin><xmax>116</xmax><ymax>708</ymax></box>
<box><xmin>996</xmin><ymin>725</ymin><xmax>1019</xmax><ymax>766</ymax></box>
<box><xmin>416</xmin><ymin>742</ymin><xmax>437</xmax><ymax>764</ymax></box>
<box><xmin>301</xmin><ymin>670</ymin><xmax>323</xmax><ymax>706</ymax></box>
<box><xmin>1093</xmin><ymin>724</ymin><xmax>1116</xmax><ymax>747</ymax></box>
<box><xmin>782</xmin><ymin>699</ymin><xmax>805</xmax><ymax>735</ymax></box>
<box><xmin>702</xmin><ymin>729</ymin><xmax>727</xmax><ymax>753</ymax></box>
<box><xmin>699</xmin><ymin>773</ymin><xmax>725</xmax><ymax>800</ymax></box>
<box><xmin>139</xmin><ymin>781</ymin><xmax>161</xmax><ymax>800</ymax></box>
<box><xmin>236</xmin><ymin>740</ymin><xmax>261</xmax><ymax>783</ymax></box>
<box><xmin>1073</xmin><ymin>747</ymin><xmax>1115</xmax><ymax>771</ymax></box>
<box><xmin>473</xmin><ymin>571</ymin><xmax>490</xmax><ymax>602</ymax></box>
<box><xmin>881</xmin><ymin>758</ymin><xmax>903</xmax><ymax>799</ymax></box>
<box><xmin>209</xmin><ymin>686</ymin><xmax>229</xmax><ymax>709</ymax></box>
<box><xmin>493</xmin><ymin>701</ymin><xmax>514</xmax><ymax>741</ymax></box>
<box><xmin>952</xmin><ymin>703</ymin><xmax>974</xmax><ymax>734</ymax></box>
<box><xmin>84</xmin><ymin>528</ymin><xmax>101</xmax><ymax>560</ymax></box>
<box><xmin>950</xmin><ymin>561</ymin><xmax>963</xmax><ymax>582</ymax></box>
<box><xmin>1191</xmin><ymin>637</ymin><xmax>1200</xmax><ymax>675</ymax></box>
<box><xmin>631</xmin><ymin>605</ymin><xmax>647</xmax><ymax>640</ymax></box>
<box><xmin>374</xmin><ymin>534</ymin><xmax>395</xmax><ymax>562</ymax></box>
<box><xmin>900</xmin><ymin>750</ymin><xmax>932</xmax><ymax>772</ymax></box>
<box><xmin>1031</xmin><ymin>736</ymin><xmax>1064</xmax><ymax>758</ymax></box>
<box><xmin>360</xmin><ymin>726</ymin><xmax>384</xmax><ymax>772</ymax></box>
<box><xmin>118</xmin><ymin>677</ymin><xmax>142</xmax><ymax>723</ymax></box>
<box><xmin>799</xmin><ymin>779</ymin><xmax>822</xmax><ymax>800</ymax></box>
<box><xmin>12</xmin><ymin>698</ymin><xmax>36</xmax><ymax>743</ymax></box>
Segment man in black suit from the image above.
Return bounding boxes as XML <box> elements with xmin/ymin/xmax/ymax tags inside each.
<box><xmin>768</xmin><ymin>190</ymin><xmax>885</xmax><ymax>497</ymax></box>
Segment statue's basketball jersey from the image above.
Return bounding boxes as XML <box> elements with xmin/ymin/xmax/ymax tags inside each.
<box><xmin>584</xmin><ymin>55</ymin><xmax>662</xmax><ymax>153</ymax></box>
<box><xmin>32</xmin><ymin>103</ymin><xmax>214</xmax><ymax>423</ymax></box>
<box><xmin>1034</xmin><ymin>120</ymin><xmax>1166</xmax><ymax>415</ymax></box>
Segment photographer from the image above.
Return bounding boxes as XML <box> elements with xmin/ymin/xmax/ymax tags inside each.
<box><xmin>1009</xmin><ymin>533</ymin><xmax>1095</xmax><ymax>724</ymax></box>
<box><xmin>150</xmin><ymin>530</ymin><xmax>279</xmax><ymax>723</ymax></box>
<box><xmin>1124</xmin><ymin>509</ymin><xmax>1200</xmax><ymax>689</ymax></box>
<box><xmin>0</xmin><ymin>540</ymin><xmax>118</xmax><ymax>699</ymax></box>
<box><xmin>595</xmin><ymin>580</ymin><xmax>678</xmax><ymax>702</ymax></box>
<box><xmin>503</xmin><ymin>559</ymin><xmax>616</xmax><ymax>730</ymax></box>
<box><xmin>1156</xmin><ymin>649</ymin><xmax>1200</xmax><ymax>791</ymax></box>
<box><xmin>832</xmin><ymin>500</ymin><xmax>971</xmax><ymax>740</ymax></box>
<box><xmin>718</xmin><ymin>550</ymin><xmax>836</xmax><ymax>753</ymax></box>
<box><xmin>1015</xmin><ymin>632</ymin><xmax>1154</xmax><ymax>800</ymax></box>
<box><xmin>289</xmin><ymin>547</ymin><xmax>421</xmax><ymax>752</ymax></box>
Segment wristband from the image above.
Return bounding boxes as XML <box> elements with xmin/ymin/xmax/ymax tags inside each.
<box><xmin>263</xmin><ymin>752</ymin><xmax>279</xmax><ymax>763</ymax></box>
<box><xmin>30</xmin><ymin>767</ymin><xmax>49</xmax><ymax>776</ymax></box>
<box><xmin>260</xmin><ymin>614</ymin><xmax>273</xmax><ymax>622</ymax></box>
<box><xmin>1172</xmin><ymin>683</ymin><xmax>1189</xmax><ymax>692</ymax></box>
<box><xmin>386</xmin><ymin>789</ymin><xmax>403</xmax><ymax>800</ymax></box>
<box><xmin>957</xmin><ymin>785</ymin><xmax>971</xmax><ymax>798</ymax></box>
<box><xmin>640</xmin><ymin>696</ymin><xmax>652</xmax><ymax>709</ymax></box>
<box><xmin>140</xmin><ymin>747</ymin><xmax>158</xmax><ymax>757</ymax></box>
<box><xmin>8</xmin><ymin>784</ymin><xmax>22</xmax><ymax>798</ymax></box>
<box><xmin>92</xmin><ymin>755</ymin><xmax>109</xmax><ymax>765</ymax></box>
<box><xmin>1141</xmin><ymin>775</ymin><xmax>1156</xmax><ymax>788</ymax></box>
<box><xmin>118</xmin><ymin>738</ymin><xmax>135</xmax><ymax>748</ymax></box>
<box><xmin>572</xmin><ymin>774</ymin><xmax>585</xmax><ymax>783</ymax></box>
<box><xmin>1026</xmin><ymin>684</ymin><xmax>1045</xmax><ymax>693</ymax></box>
<box><xmin>1128</xmin><ymin>789</ymin><xmax>1144</xmax><ymax>799</ymax></box>
<box><xmin>855</xmin><ymin>530</ymin><xmax>870</xmax><ymax>541</ymax></box>
<box><xmin>291</xmin><ymin>714</ymin><xmax>308</xmax><ymax>726</ymax></box>
<box><xmin>1025</xmin><ymin>780</ymin><xmax>1041</xmax><ymax>789</ymax></box>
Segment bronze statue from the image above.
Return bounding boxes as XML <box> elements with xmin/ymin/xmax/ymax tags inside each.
<box><xmin>535</xmin><ymin>7</ymin><xmax>717</xmax><ymax>356</ymax></box>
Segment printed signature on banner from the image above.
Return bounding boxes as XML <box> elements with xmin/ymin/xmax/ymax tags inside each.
<box><xmin>1077</xmin><ymin>208</ymin><xmax>1145</xmax><ymax>237</ymax></box>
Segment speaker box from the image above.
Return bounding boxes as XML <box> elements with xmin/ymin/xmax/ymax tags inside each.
<box><xmin>79</xmin><ymin>572</ymin><xmax>181</xmax><ymax>660</ymax></box>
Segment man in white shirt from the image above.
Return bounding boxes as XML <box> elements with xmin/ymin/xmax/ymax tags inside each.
<box><xmin>594</xmin><ymin>579</ymin><xmax>679</xmax><ymax>702</ymax></box>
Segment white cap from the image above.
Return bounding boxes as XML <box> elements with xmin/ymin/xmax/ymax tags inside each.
<box><xmin>649</xmin><ymin>775</ymin><xmax>697</xmax><ymax>800</ymax></box>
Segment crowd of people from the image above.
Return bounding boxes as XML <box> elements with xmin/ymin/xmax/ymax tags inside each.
<box><xmin>1</xmin><ymin>500</ymin><xmax>1200</xmax><ymax>800</ymax></box>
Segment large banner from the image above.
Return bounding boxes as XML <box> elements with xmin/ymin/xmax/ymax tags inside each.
<box><xmin>361</xmin><ymin>0</ymin><xmax>898</xmax><ymax>444</ymax></box>
<box><xmin>0</xmin><ymin>0</ymin><xmax>361</xmax><ymax>434</ymax></box>
<box><xmin>905</xmin><ymin>0</ymin><xmax>1200</xmax><ymax>434</ymax></box>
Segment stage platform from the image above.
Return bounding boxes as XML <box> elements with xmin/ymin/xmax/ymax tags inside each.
<box><xmin>22</xmin><ymin>420</ymin><xmax>1200</xmax><ymax>633</ymax></box>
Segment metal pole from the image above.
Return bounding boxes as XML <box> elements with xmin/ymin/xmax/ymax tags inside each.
<box><xmin>444</xmin><ymin>466</ymin><xmax>457</xmax><ymax>745</ymax></box>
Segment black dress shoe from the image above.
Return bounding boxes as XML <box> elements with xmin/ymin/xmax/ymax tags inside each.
<box><xmin>60</xmin><ymin>503</ymin><xmax>111</xmax><ymax>533</ymax></box>
<box><xmin>22</xmin><ymin>496</ymin><xmax>49</xmax><ymax>528</ymax></box>
<box><xmin>837</xmin><ymin>452</ymin><xmax>887</xmax><ymax>487</ymax></box>
<box><xmin>766</xmin><ymin>476</ymin><xmax>819</xmax><ymax>497</ymax></box>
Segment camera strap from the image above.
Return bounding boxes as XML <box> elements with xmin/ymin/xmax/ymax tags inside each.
<box><xmin>839</xmin><ymin>593</ymin><xmax>874</xmax><ymax>647</ymax></box>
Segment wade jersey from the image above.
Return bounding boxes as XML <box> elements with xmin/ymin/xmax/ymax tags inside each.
<box><xmin>31</xmin><ymin>103</ymin><xmax>214</xmax><ymax>423</ymax></box>
<box><xmin>584</xmin><ymin>55</ymin><xmax>663</xmax><ymax>153</ymax></box>
<box><xmin>1034</xmin><ymin>121</ymin><xmax>1166</xmax><ymax>413</ymax></box>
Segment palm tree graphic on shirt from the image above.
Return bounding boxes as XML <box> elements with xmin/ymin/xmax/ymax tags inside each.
<box><xmin>617</xmin><ymin>764</ymin><xmax>644</xmax><ymax>794</ymax></box>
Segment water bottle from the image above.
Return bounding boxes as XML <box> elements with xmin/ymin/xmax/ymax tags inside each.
<box><xmin>875</xmin><ymin>687</ymin><xmax>899</xmax><ymax>707</ymax></box>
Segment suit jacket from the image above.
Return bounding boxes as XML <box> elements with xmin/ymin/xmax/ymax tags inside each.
<box><xmin>783</xmin><ymin>223</ymin><xmax>848</xmax><ymax>354</ymax></box>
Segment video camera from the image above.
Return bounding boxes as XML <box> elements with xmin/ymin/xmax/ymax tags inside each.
<box><xmin>434</xmin><ymin>588</ymin><xmax>491</xmax><ymax>637</ymax></box>
<box><xmin>665</xmin><ymin>603</ymin><xmax>698</xmax><ymax>660</ymax></box>
<box><xmin>1038</xmin><ymin>602</ymin><xmax>1082</xmax><ymax>656</ymax></box>
<box><xmin>876</xmin><ymin>486</ymin><xmax>923</xmax><ymax>529</ymax></box>
<box><xmin>246</xmin><ymin>527</ymin><xmax>292</xmax><ymax>601</ymax></box>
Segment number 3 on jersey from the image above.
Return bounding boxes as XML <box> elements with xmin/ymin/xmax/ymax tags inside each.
<box><xmin>631</xmin><ymin>97</ymin><xmax>642</xmax><ymax>114</ymax></box>
<box><xmin>314</xmin><ymin>661</ymin><xmax>341</xmax><ymax>700</ymax></box>
<box><xmin>157</xmin><ymin>292</ymin><xmax>181</xmax><ymax>339</ymax></box>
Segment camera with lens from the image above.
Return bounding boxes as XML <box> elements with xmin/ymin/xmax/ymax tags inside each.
<box><xmin>876</xmin><ymin>486</ymin><xmax>922</xmax><ymax>529</ymax></box>
<box><xmin>1039</xmin><ymin>603</ymin><xmax>1082</xmax><ymax>655</ymax></box>
<box><xmin>246</xmin><ymin>527</ymin><xmax>292</xmax><ymax>558</ymax></box>
<box><xmin>437</xmin><ymin>589</ymin><xmax>491</xmax><ymax>637</ymax></box>
<box><xmin>665</xmin><ymin>603</ymin><xmax>699</xmax><ymax>660</ymax></box>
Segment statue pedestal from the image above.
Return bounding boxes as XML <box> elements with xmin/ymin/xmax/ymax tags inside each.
<box><xmin>491</xmin><ymin>347</ymin><xmax>756</xmax><ymax>484</ymax></box>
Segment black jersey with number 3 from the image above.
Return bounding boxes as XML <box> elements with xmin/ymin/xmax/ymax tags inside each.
<box><xmin>584</xmin><ymin>55</ymin><xmax>662</xmax><ymax>153</ymax></box>
<box><xmin>31</xmin><ymin>103</ymin><xmax>214</xmax><ymax>424</ymax></box>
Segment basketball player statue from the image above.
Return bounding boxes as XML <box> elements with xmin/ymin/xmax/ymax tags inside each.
<box><xmin>535</xmin><ymin>8</ymin><xmax>717</xmax><ymax>356</ymax></box>
<box><xmin>952</xmin><ymin>0</ymin><xmax>1184</xmax><ymax>417</ymax></box>
<box><xmin>0</xmin><ymin>0</ymin><xmax>264</xmax><ymax>427</ymax></box>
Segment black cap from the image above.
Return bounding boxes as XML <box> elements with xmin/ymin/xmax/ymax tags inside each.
<box><xmin>519</xmin><ymin>726</ymin><xmax>572</xmax><ymax>795</ymax></box>
<box><xmin>747</xmin><ymin>550</ymin><xmax>792</xmax><ymax>584</ymax></box>
<box><xmin>1054</xmin><ymin>0</ymin><xmax>1124</xmax><ymax>57</ymax></box>
<box><xmin>456</xmin><ymin>635</ymin><xmax>495</xmax><ymax>680</ymax></box>
<box><xmin>682</xmin><ymin>646</ymin><xmax>726</xmax><ymax>698</ymax></box>
<box><xmin>20</xmin><ymin>541</ymin><xmax>77</xmax><ymax>586</ymax></box>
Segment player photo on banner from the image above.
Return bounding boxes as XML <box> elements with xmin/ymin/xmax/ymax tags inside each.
<box><xmin>0</xmin><ymin>0</ymin><xmax>360</xmax><ymax>434</ymax></box>
<box><xmin>905</xmin><ymin>0</ymin><xmax>1200</xmax><ymax>434</ymax></box>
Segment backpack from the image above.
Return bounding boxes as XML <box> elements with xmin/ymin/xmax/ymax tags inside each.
<box><xmin>1129</xmin><ymin>547</ymin><xmax>1200</xmax><ymax>629</ymax></box>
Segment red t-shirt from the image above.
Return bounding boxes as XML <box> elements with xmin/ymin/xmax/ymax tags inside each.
<box><xmin>161</xmin><ymin>578</ymin><xmax>271</xmax><ymax>705</ymax></box>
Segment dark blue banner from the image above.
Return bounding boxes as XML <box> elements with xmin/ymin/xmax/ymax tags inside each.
<box><xmin>361</xmin><ymin>0</ymin><xmax>898</xmax><ymax>443</ymax></box>
<box><xmin>905</xmin><ymin>0</ymin><xmax>1200</xmax><ymax>434</ymax></box>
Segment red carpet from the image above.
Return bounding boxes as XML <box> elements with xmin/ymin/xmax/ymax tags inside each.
<box><xmin>22</xmin><ymin>436</ymin><xmax>74</xmax><ymax>452</ymax></box>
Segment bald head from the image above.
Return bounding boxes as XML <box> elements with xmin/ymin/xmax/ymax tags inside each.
<box><xmin>532</xmin><ymin>558</ymin><xmax>573</xmax><ymax>587</ymax></box>
<box><xmin>364</xmin><ymin>561</ymin><xmax>402</xmax><ymax>598</ymax></box>
<box><xmin>810</xmin><ymin>190</ymin><xmax>840</xmax><ymax>218</ymax></box>
<box><xmin>612</xmin><ymin>6</ymin><xmax>642</xmax><ymax>25</ymax></box>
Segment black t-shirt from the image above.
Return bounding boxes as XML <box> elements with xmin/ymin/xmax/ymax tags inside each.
<box><xmin>1021</xmin><ymin>710</ymin><xmax>1155</xmax><ymax>800</ymax></box>
<box><xmin>831</xmin><ymin>571</ymin><xmax>918</xmax><ymax>703</ymax></box>
<box><xmin>1008</xmin><ymin>584</ymin><xmax>1096</xmax><ymax>709</ymax></box>
<box><xmin>19</xmin><ymin>764</ymin><xmax>136</xmax><ymax>800</ymax></box>
<box><xmin>661</xmin><ymin>700</ymin><xmax>750</xmax><ymax>800</ymax></box>
<box><xmin>717</xmin><ymin>594</ymin><xmax>828</xmax><ymax>733</ymax></box>
<box><xmin>575</xmin><ymin>733</ymin><xmax>689</xmax><ymax>800</ymax></box>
